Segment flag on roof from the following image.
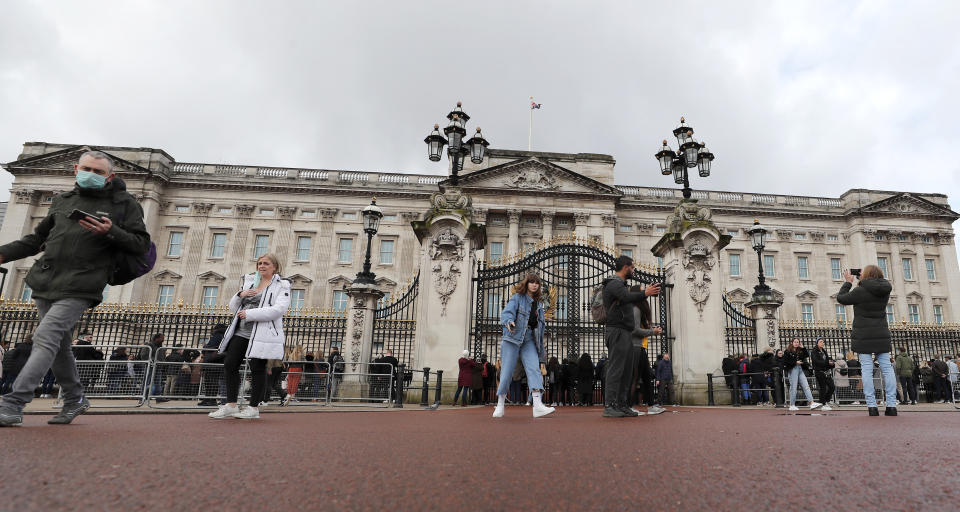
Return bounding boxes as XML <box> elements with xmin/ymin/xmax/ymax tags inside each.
<box><xmin>530</xmin><ymin>101</ymin><xmax>542</xmax><ymax>109</ymax></box>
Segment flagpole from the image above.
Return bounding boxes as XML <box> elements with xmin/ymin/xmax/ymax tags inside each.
<box><xmin>528</xmin><ymin>96</ymin><xmax>533</xmax><ymax>151</ymax></box>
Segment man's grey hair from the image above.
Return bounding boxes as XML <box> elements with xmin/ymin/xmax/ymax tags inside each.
<box><xmin>80</xmin><ymin>150</ymin><xmax>114</xmax><ymax>171</ymax></box>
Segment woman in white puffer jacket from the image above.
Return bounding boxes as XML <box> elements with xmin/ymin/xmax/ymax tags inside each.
<box><xmin>209</xmin><ymin>253</ymin><xmax>291</xmax><ymax>420</ymax></box>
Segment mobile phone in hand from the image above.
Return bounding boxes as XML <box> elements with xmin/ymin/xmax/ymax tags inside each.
<box><xmin>68</xmin><ymin>209</ymin><xmax>99</xmax><ymax>222</ymax></box>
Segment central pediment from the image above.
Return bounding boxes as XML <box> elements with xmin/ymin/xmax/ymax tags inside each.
<box><xmin>443</xmin><ymin>158</ymin><xmax>623</xmax><ymax>197</ymax></box>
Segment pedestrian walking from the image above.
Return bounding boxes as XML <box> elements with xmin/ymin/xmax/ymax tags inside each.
<box><xmin>630</xmin><ymin>295</ymin><xmax>664</xmax><ymax>413</ymax></box>
<box><xmin>208</xmin><ymin>253</ymin><xmax>291</xmax><ymax>420</ymax></box>
<box><xmin>836</xmin><ymin>265</ymin><xmax>897</xmax><ymax>416</ymax></box>
<box><xmin>811</xmin><ymin>338</ymin><xmax>836</xmax><ymax>407</ymax></box>
<box><xmin>894</xmin><ymin>348</ymin><xmax>918</xmax><ymax>405</ymax></box>
<box><xmin>783</xmin><ymin>338</ymin><xmax>823</xmax><ymax>412</ymax></box>
<box><xmin>598</xmin><ymin>256</ymin><xmax>660</xmax><ymax>418</ymax></box>
<box><xmin>492</xmin><ymin>273</ymin><xmax>555</xmax><ymax>418</ymax></box>
<box><xmin>0</xmin><ymin>151</ymin><xmax>151</xmax><ymax>427</ymax></box>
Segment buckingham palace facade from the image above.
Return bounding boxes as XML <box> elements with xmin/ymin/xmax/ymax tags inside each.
<box><xmin>2</xmin><ymin>141</ymin><xmax>959</xmax><ymax>325</ymax></box>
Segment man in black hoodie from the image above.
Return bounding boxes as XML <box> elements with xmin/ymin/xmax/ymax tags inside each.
<box><xmin>600</xmin><ymin>256</ymin><xmax>660</xmax><ymax>417</ymax></box>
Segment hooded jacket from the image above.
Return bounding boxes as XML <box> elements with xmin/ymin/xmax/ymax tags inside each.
<box><xmin>219</xmin><ymin>273</ymin><xmax>291</xmax><ymax>360</ymax></box>
<box><xmin>0</xmin><ymin>178</ymin><xmax>150</xmax><ymax>306</ymax></box>
<box><xmin>894</xmin><ymin>352</ymin><xmax>916</xmax><ymax>378</ymax></box>
<box><xmin>836</xmin><ymin>278</ymin><xmax>893</xmax><ymax>354</ymax></box>
<box><xmin>601</xmin><ymin>275</ymin><xmax>649</xmax><ymax>332</ymax></box>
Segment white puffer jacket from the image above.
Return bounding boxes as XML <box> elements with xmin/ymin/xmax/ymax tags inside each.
<box><xmin>219</xmin><ymin>273</ymin><xmax>291</xmax><ymax>360</ymax></box>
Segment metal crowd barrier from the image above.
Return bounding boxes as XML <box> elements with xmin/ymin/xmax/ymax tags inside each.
<box><xmin>952</xmin><ymin>372</ymin><xmax>960</xmax><ymax>409</ymax></box>
<box><xmin>54</xmin><ymin>345</ymin><xmax>152</xmax><ymax>409</ymax></box>
<box><xmin>329</xmin><ymin>362</ymin><xmax>394</xmax><ymax>407</ymax></box>
<box><xmin>271</xmin><ymin>361</ymin><xmax>331</xmax><ymax>406</ymax></box>
<box><xmin>147</xmin><ymin>348</ymin><xmax>236</xmax><ymax>409</ymax></box>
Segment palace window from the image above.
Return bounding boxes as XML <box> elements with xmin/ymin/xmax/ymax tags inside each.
<box><xmin>934</xmin><ymin>305</ymin><xmax>943</xmax><ymax>325</ymax></box>
<box><xmin>201</xmin><ymin>286</ymin><xmax>219</xmax><ymax>308</ymax></box>
<box><xmin>925</xmin><ymin>259</ymin><xmax>936</xmax><ymax>281</ymax></box>
<box><xmin>795</xmin><ymin>233</ymin><xmax>806</xmax><ymax>240</ymax></box>
<box><xmin>902</xmin><ymin>258</ymin><xmax>913</xmax><ymax>280</ymax></box>
<box><xmin>259</xmin><ymin>208</ymin><xmax>274</xmax><ymax>216</ymax></box>
<box><xmin>729</xmin><ymin>253</ymin><xmax>741</xmax><ymax>277</ymax></box>
<box><xmin>20</xmin><ymin>283</ymin><xmax>32</xmax><ymax>302</ymax></box>
<box><xmin>290</xmin><ymin>289</ymin><xmax>306</xmax><ymax>310</ymax></box>
<box><xmin>210</xmin><ymin>233</ymin><xmax>227</xmax><ymax>258</ymax></box>
<box><xmin>877</xmin><ymin>257</ymin><xmax>888</xmax><ymax>277</ymax></box>
<box><xmin>379</xmin><ymin>240</ymin><xmax>395</xmax><ymax>264</ymax></box>
<box><xmin>797</xmin><ymin>256</ymin><xmax>809</xmax><ymax>279</ymax></box>
<box><xmin>376</xmin><ymin>292</ymin><xmax>392</xmax><ymax>309</ymax></box>
<box><xmin>167</xmin><ymin>231</ymin><xmax>184</xmax><ymax>257</ymax></box>
<box><xmin>342</xmin><ymin>212</ymin><xmax>357</xmax><ymax>220</ymax></box>
<box><xmin>763</xmin><ymin>255</ymin><xmax>775</xmax><ymax>278</ymax></box>
<box><xmin>886</xmin><ymin>304</ymin><xmax>895</xmax><ymax>324</ymax></box>
<box><xmin>908</xmin><ymin>304</ymin><xmax>920</xmax><ymax>324</ymax></box>
<box><xmin>253</xmin><ymin>234</ymin><xmax>270</xmax><ymax>258</ymax></box>
<box><xmin>296</xmin><ymin>236</ymin><xmax>312</xmax><ymax>261</ymax></box>
<box><xmin>301</xmin><ymin>210</ymin><xmax>316</xmax><ymax>218</ymax></box>
<box><xmin>831</xmin><ymin>258</ymin><xmax>842</xmax><ymax>280</ymax></box>
<box><xmin>801</xmin><ymin>304</ymin><xmax>814</xmax><ymax>325</ymax></box>
<box><xmin>827</xmin><ymin>234</ymin><xmax>839</xmax><ymax>241</ymax></box>
<box><xmin>338</xmin><ymin>238</ymin><xmax>353</xmax><ymax>263</ymax></box>
<box><xmin>217</xmin><ymin>207</ymin><xmax>233</xmax><ymax>215</ymax></box>
<box><xmin>489</xmin><ymin>242</ymin><xmax>503</xmax><ymax>261</ymax></box>
<box><xmin>333</xmin><ymin>290</ymin><xmax>348</xmax><ymax>312</ymax></box>
<box><xmin>835</xmin><ymin>305</ymin><xmax>847</xmax><ymax>326</ymax></box>
<box><xmin>158</xmin><ymin>285</ymin><xmax>174</xmax><ymax>306</ymax></box>
<box><xmin>621</xmin><ymin>249</ymin><xmax>633</xmax><ymax>258</ymax></box>
<box><xmin>175</xmin><ymin>205</ymin><xmax>189</xmax><ymax>213</ymax></box>
<box><xmin>619</xmin><ymin>224</ymin><xmax>633</xmax><ymax>232</ymax></box>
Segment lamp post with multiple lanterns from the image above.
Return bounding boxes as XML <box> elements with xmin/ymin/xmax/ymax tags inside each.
<box><xmin>353</xmin><ymin>197</ymin><xmax>383</xmax><ymax>285</ymax></box>
<box><xmin>655</xmin><ymin>117</ymin><xmax>715</xmax><ymax>199</ymax></box>
<box><xmin>424</xmin><ymin>102</ymin><xmax>490</xmax><ymax>185</ymax></box>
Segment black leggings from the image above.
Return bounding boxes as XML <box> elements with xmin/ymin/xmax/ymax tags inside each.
<box><xmin>223</xmin><ymin>335</ymin><xmax>267</xmax><ymax>407</ymax></box>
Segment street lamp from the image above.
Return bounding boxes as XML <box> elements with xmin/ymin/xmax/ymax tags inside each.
<box><xmin>747</xmin><ymin>219</ymin><xmax>770</xmax><ymax>294</ymax></box>
<box><xmin>354</xmin><ymin>197</ymin><xmax>383</xmax><ymax>285</ymax></box>
<box><xmin>655</xmin><ymin>117</ymin><xmax>715</xmax><ymax>199</ymax></box>
<box><xmin>424</xmin><ymin>101</ymin><xmax>490</xmax><ymax>185</ymax></box>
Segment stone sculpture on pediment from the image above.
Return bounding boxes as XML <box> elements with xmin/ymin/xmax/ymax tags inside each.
<box><xmin>665</xmin><ymin>201</ymin><xmax>711</xmax><ymax>232</ymax></box>
<box><xmin>508</xmin><ymin>164</ymin><xmax>559</xmax><ymax>191</ymax></box>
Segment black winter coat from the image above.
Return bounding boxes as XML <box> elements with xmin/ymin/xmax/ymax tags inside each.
<box><xmin>577</xmin><ymin>358</ymin><xmax>595</xmax><ymax>395</ymax></box>
<box><xmin>811</xmin><ymin>347</ymin><xmax>834</xmax><ymax>373</ymax></box>
<box><xmin>782</xmin><ymin>347</ymin><xmax>810</xmax><ymax>371</ymax></box>
<box><xmin>836</xmin><ymin>278</ymin><xmax>893</xmax><ymax>354</ymax></box>
<box><xmin>748</xmin><ymin>353</ymin><xmax>772</xmax><ymax>386</ymax></box>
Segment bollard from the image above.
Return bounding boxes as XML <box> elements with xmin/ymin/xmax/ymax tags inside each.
<box><xmin>731</xmin><ymin>370</ymin><xmax>741</xmax><ymax>407</ymax></box>
<box><xmin>707</xmin><ymin>373</ymin><xmax>715</xmax><ymax>406</ymax></box>
<box><xmin>772</xmin><ymin>366</ymin><xmax>784</xmax><ymax>408</ymax></box>
<box><xmin>393</xmin><ymin>364</ymin><xmax>405</xmax><ymax>408</ymax></box>
<box><xmin>433</xmin><ymin>370</ymin><xmax>443</xmax><ymax>407</ymax></box>
<box><xmin>420</xmin><ymin>367</ymin><xmax>431</xmax><ymax>407</ymax></box>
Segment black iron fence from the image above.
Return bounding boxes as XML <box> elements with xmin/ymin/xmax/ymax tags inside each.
<box><xmin>723</xmin><ymin>295</ymin><xmax>756</xmax><ymax>357</ymax></box>
<box><xmin>372</xmin><ymin>272</ymin><xmax>419</xmax><ymax>367</ymax></box>
<box><xmin>777</xmin><ymin>321</ymin><xmax>960</xmax><ymax>361</ymax></box>
<box><xmin>0</xmin><ymin>300</ymin><xmax>346</xmax><ymax>357</ymax></box>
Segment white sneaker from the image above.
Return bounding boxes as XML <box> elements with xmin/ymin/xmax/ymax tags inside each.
<box><xmin>492</xmin><ymin>405</ymin><xmax>504</xmax><ymax>418</ymax></box>
<box><xmin>232</xmin><ymin>406</ymin><xmax>259</xmax><ymax>419</ymax></box>
<box><xmin>208</xmin><ymin>404</ymin><xmax>240</xmax><ymax>419</ymax></box>
<box><xmin>851</xmin><ymin>401</ymin><xmax>861</xmax><ymax>405</ymax></box>
<box><xmin>647</xmin><ymin>406</ymin><xmax>666</xmax><ymax>415</ymax></box>
<box><xmin>809</xmin><ymin>402</ymin><xmax>823</xmax><ymax>410</ymax></box>
<box><xmin>820</xmin><ymin>405</ymin><xmax>832</xmax><ymax>411</ymax></box>
<box><xmin>788</xmin><ymin>405</ymin><xmax>799</xmax><ymax>411</ymax></box>
<box><xmin>533</xmin><ymin>403</ymin><xmax>556</xmax><ymax>418</ymax></box>
<box><xmin>628</xmin><ymin>407</ymin><xmax>647</xmax><ymax>416</ymax></box>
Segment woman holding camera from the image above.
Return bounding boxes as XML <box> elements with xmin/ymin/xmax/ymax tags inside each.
<box><xmin>493</xmin><ymin>273</ymin><xmax>555</xmax><ymax>418</ymax></box>
<box><xmin>837</xmin><ymin>265</ymin><xmax>897</xmax><ymax>416</ymax></box>
<box><xmin>209</xmin><ymin>253</ymin><xmax>291</xmax><ymax>420</ymax></box>
<box><xmin>783</xmin><ymin>338</ymin><xmax>822</xmax><ymax>412</ymax></box>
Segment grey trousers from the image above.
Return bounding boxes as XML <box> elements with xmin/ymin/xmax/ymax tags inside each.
<box><xmin>1</xmin><ymin>297</ymin><xmax>91</xmax><ymax>411</ymax></box>
<box><xmin>603</xmin><ymin>327</ymin><xmax>633</xmax><ymax>407</ymax></box>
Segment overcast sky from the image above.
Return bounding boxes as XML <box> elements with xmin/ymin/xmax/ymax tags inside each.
<box><xmin>2</xmin><ymin>1</ymin><xmax>959</xmax><ymax>240</ymax></box>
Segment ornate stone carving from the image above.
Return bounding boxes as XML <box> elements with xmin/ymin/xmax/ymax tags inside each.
<box><xmin>507</xmin><ymin>209</ymin><xmax>522</xmax><ymax>224</ymax></box>
<box><xmin>937</xmin><ymin>232</ymin><xmax>955</xmax><ymax>245</ymax></box>
<box><xmin>540</xmin><ymin>210</ymin><xmax>555</xmax><ymax>224</ymax></box>
<box><xmin>470</xmin><ymin>207</ymin><xmax>488</xmax><ymax>224</ymax></box>
<box><xmin>508</xmin><ymin>165</ymin><xmax>558</xmax><ymax>190</ymax></box>
<box><xmin>431</xmin><ymin>191</ymin><xmax>470</xmax><ymax>210</ymax></box>
<box><xmin>775</xmin><ymin>229</ymin><xmax>793</xmax><ymax>241</ymax></box>
<box><xmin>277</xmin><ymin>206</ymin><xmax>297</xmax><ymax>219</ymax></box>
<box><xmin>13</xmin><ymin>189</ymin><xmax>37</xmax><ymax>204</ymax></box>
<box><xmin>574</xmin><ymin>212</ymin><xmax>590</xmax><ymax>226</ymax></box>
<box><xmin>682</xmin><ymin>236</ymin><xmax>715</xmax><ymax>319</ymax></box>
<box><xmin>637</xmin><ymin>223</ymin><xmax>654</xmax><ymax>233</ymax></box>
<box><xmin>319</xmin><ymin>208</ymin><xmax>338</xmax><ymax>221</ymax></box>
<box><xmin>665</xmin><ymin>201</ymin><xmax>712</xmax><ymax>232</ymax></box>
<box><xmin>601</xmin><ymin>214</ymin><xmax>617</xmax><ymax>227</ymax></box>
<box><xmin>766</xmin><ymin>318</ymin><xmax>777</xmax><ymax>347</ymax></box>
<box><xmin>809</xmin><ymin>231</ymin><xmax>825</xmax><ymax>242</ymax></box>
<box><xmin>192</xmin><ymin>202</ymin><xmax>214</xmax><ymax>215</ymax></box>
<box><xmin>430</xmin><ymin>228</ymin><xmax>465</xmax><ymax>316</ymax></box>
<box><xmin>351</xmin><ymin>306</ymin><xmax>364</xmax><ymax>369</ymax></box>
<box><xmin>234</xmin><ymin>204</ymin><xmax>255</xmax><ymax>216</ymax></box>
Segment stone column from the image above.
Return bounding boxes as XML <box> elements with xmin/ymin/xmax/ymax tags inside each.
<box><xmin>412</xmin><ymin>189</ymin><xmax>485</xmax><ymax>376</ymax></box>
<box><xmin>180</xmin><ymin>202</ymin><xmax>213</xmax><ymax>300</ymax></box>
<box><xmin>937</xmin><ymin>232</ymin><xmax>960</xmax><ymax>321</ymax></box>
<box><xmin>888</xmin><ymin>233</ymin><xmax>907</xmax><ymax>321</ymax></box>
<box><xmin>601</xmin><ymin>214</ymin><xmax>617</xmax><ymax>248</ymax></box>
<box><xmin>574</xmin><ymin>212</ymin><xmax>590</xmax><ymax>238</ymax></box>
<box><xmin>652</xmin><ymin>201</ymin><xmax>731</xmax><ymax>405</ymax></box>
<box><xmin>507</xmin><ymin>209</ymin><xmax>521</xmax><ymax>256</ymax></box>
<box><xmin>122</xmin><ymin>189</ymin><xmax>164</xmax><ymax>303</ymax></box>
<box><xmin>275</xmin><ymin>206</ymin><xmax>297</xmax><ymax>264</ymax></box>
<box><xmin>911</xmin><ymin>233</ymin><xmax>935</xmax><ymax>321</ymax></box>
<box><xmin>541</xmin><ymin>210</ymin><xmax>555</xmax><ymax>243</ymax></box>
<box><xmin>343</xmin><ymin>282</ymin><xmax>384</xmax><ymax>371</ymax></box>
<box><xmin>746</xmin><ymin>299</ymin><xmax>783</xmax><ymax>354</ymax></box>
<box><xmin>0</xmin><ymin>189</ymin><xmax>39</xmax><ymax>298</ymax></box>
<box><xmin>313</xmin><ymin>208</ymin><xmax>338</xmax><ymax>305</ymax></box>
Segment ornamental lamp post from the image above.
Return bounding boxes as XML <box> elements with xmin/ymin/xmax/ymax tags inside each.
<box><xmin>354</xmin><ymin>197</ymin><xmax>383</xmax><ymax>285</ymax></box>
<box><xmin>424</xmin><ymin>101</ymin><xmax>491</xmax><ymax>185</ymax></box>
<box><xmin>747</xmin><ymin>219</ymin><xmax>770</xmax><ymax>295</ymax></box>
<box><xmin>656</xmin><ymin>117</ymin><xmax>715</xmax><ymax>199</ymax></box>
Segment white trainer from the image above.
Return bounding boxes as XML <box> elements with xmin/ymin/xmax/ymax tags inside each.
<box><xmin>492</xmin><ymin>404</ymin><xmax>505</xmax><ymax>418</ymax></box>
<box><xmin>788</xmin><ymin>405</ymin><xmax>799</xmax><ymax>411</ymax></box>
<box><xmin>647</xmin><ymin>406</ymin><xmax>666</xmax><ymax>415</ymax></box>
<box><xmin>532</xmin><ymin>403</ymin><xmax>556</xmax><ymax>418</ymax></box>
<box><xmin>809</xmin><ymin>402</ymin><xmax>823</xmax><ymax>410</ymax></box>
<box><xmin>208</xmin><ymin>404</ymin><xmax>240</xmax><ymax>419</ymax></box>
<box><xmin>820</xmin><ymin>405</ymin><xmax>833</xmax><ymax>411</ymax></box>
<box><xmin>233</xmin><ymin>406</ymin><xmax>260</xmax><ymax>419</ymax></box>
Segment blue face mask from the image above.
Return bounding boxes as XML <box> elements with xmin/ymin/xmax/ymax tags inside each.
<box><xmin>76</xmin><ymin>170</ymin><xmax>107</xmax><ymax>189</ymax></box>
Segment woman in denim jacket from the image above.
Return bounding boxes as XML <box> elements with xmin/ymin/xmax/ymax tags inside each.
<box><xmin>492</xmin><ymin>274</ymin><xmax>556</xmax><ymax>418</ymax></box>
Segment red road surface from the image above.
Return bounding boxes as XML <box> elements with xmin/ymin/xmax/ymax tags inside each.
<box><xmin>2</xmin><ymin>407</ymin><xmax>959</xmax><ymax>511</ymax></box>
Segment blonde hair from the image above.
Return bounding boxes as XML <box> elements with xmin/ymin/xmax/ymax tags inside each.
<box><xmin>845</xmin><ymin>351</ymin><xmax>855</xmax><ymax>360</ymax></box>
<box><xmin>286</xmin><ymin>344</ymin><xmax>304</xmax><ymax>361</ymax></box>
<box><xmin>861</xmin><ymin>264</ymin><xmax>884</xmax><ymax>280</ymax></box>
<box><xmin>257</xmin><ymin>253</ymin><xmax>281</xmax><ymax>276</ymax></box>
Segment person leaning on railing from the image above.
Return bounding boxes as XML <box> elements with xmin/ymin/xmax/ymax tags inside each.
<box><xmin>208</xmin><ymin>253</ymin><xmax>291</xmax><ymax>420</ymax></box>
<box><xmin>836</xmin><ymin>265</ymin><xmax>897</xmax><ymax>417</ymax></box>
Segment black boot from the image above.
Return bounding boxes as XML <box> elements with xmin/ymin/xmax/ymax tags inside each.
<box><xmin>884</xmin><ymin>407</ymin><xmax>898</xmax><ymax>416</ymax></box>
<box><xmin>868</xmin><ymin>407</ymin><xmax>879</xmax><ymax>416</ymax></box>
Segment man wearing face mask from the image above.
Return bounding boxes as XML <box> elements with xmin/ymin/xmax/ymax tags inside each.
<box><xmin>0</xmin><ymin>150</ymin><xmax>150</xmax><ymax>427</ymax></box>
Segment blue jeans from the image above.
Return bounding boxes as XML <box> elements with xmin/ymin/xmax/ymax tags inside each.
<box><xmin>497</xmin><ymin>331</ymin><xmax>544</xmax><ymax>396</ymax></box>
<box><xmin>740</xmin><ymin>382</ymin><xmax>751</xmax><ymax>402</ymax></box>
<box><xmin>858</xmin><ymin>352</ymin><xmax>897</xmax><ymax>408</ymax></box>
<box><xmin>788</xmin><ymin>365</ymin><xmax>814</xmax><ymax>406</ymax></box>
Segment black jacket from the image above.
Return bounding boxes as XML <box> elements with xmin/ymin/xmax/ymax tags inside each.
<box><xmin>837</xmin><ymin>278</ymin><xmax>893</xmax><ymax>354</ymax></box>
<box><xmin>722</xmin><ymin>356</ymin><xmax>737</xmax><ymax>387</ymax></box>
<box><xmin>811</xmin><ymin>347</ymin><xmax>834</xmax><ymax>373</ymax></box>
<box><xmin>0</xmin><ymin>178</ymin><xmax>150</xmax><ymax>306</ymax></box>
<box><xmin>601</xmin><ymin>276</ymin><xmax>648</xmax><ymax>332</ymax></box>
<box><xmin>782</xmin><ymin>347</ymin><xmax>810</xmax><ymax>371</ymax></box>
<box><xmin>748</xmin><ymin>353</ymin><xmax>773</xmax><ymax>386</ymax></box>
<box><xmin>577</xmin><ymin>356</ymin><xmax>595</xmax><ymax>394</ymax></box>
<box><xmin>5</xmin><ymin>342</ymin><xmax>33</xmax><ymax>375</ymax></box>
